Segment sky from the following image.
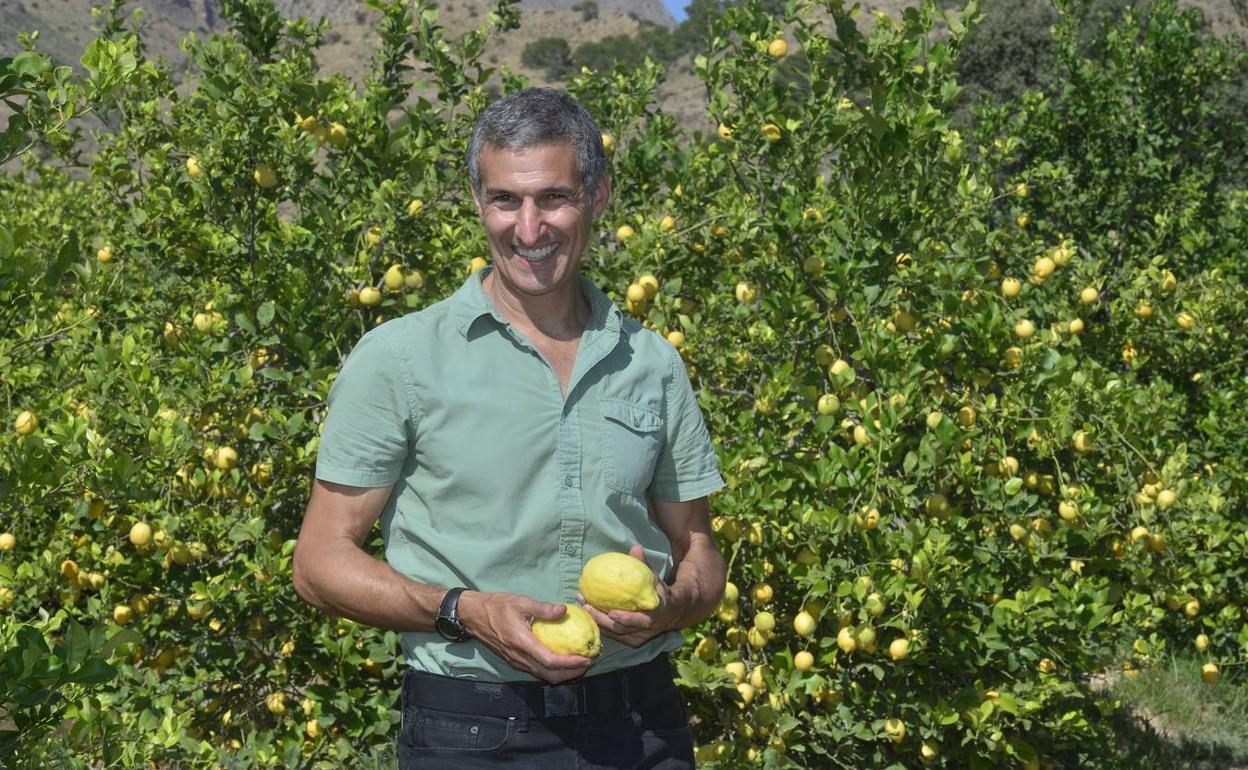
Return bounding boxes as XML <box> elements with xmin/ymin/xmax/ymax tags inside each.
<box><xmin>663</xmin><ymin>0</ymin><xmax>689</xmax><ymax>22</ymax></box>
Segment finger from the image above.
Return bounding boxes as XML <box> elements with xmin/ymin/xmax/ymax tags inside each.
<box><xmin>608</xmin><ymin>609</ymin><xmax>653</xmax><ymax>628</ymax></box>
<box><xmin>580</xmin><ymin>602</ymin><xmax>615</xmax><ymax>627</ymax></box>
<box><xmin>628</xmin><ymin>543</ymin><xmax>646</xmax><ymax>563</ymax></box>
<box><xmin>524</xmin><ymin>600</ymin><xmax>569</xmax><ymax>622</ymax></box>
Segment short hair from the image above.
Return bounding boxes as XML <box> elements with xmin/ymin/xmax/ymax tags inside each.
<box><xmin>467</xmin><ymin>88</ymin><xmax>606</xmax><ymax>199</ymax></box>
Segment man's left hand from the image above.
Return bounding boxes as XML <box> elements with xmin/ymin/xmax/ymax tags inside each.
<box><xmin>579</xmin><ymin>544</ymin><xmax>675</xmax><ymax>647</ymax></box>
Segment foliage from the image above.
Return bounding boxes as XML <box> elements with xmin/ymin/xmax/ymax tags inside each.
<box><xmin>0</xmin><ymin>617</ymin><xmax>134</xmax><ymax>769</ymax></box>
<box><xmin>522</xmin><ymin>36</ymin><xmax>574</xmax><ymax>79</ymax></box>
<box><xmin>0</xmin><ymin>0</ymin><xmax>1245</xmax><ymax>768</ymax></box>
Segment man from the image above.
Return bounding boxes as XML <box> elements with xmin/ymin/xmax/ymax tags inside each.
<box><xmin>292</xmin><ymin>88</ymin><xmax>726</xmax><ymax>769</ymax></box>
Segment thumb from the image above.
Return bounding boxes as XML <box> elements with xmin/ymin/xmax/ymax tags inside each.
<box><xmin>628</xmin><ymin>544</ymin><xmax>647</xmax><ymax>563</ymax></box>
<box><xmin>526</xmin><ymin>600</ymin><xmax>569</xmax><ymax>622</ymax></box>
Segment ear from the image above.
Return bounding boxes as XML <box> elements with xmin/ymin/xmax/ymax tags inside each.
<box><xmin>591</xmin><ymin>173</ymin><xmax>611</xmax><ymax>220</ymax></box>
<box><xmin>471</xmin><ymin>187</ymin><xmax>484</xmax><ymax>218</ymax></box>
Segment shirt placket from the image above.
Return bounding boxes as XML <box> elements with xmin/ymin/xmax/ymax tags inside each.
<box><xmin>556</xmin><ymin>401</ymin><xmax>584</xmax><ymax>598</ymax></box>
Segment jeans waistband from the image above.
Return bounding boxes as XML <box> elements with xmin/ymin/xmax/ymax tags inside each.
<box><xmin>401</xmin><ymin>653</ymin><xmax>673</xmax><ymax>721</ymax></box>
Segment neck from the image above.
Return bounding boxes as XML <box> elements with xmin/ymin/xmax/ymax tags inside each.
<box><xmin>483</xmin><ymin>269</ymin><xmax>590</xmax><ymax>340</ymax></box>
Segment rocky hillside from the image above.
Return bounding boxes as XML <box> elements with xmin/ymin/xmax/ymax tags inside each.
<box><xmin>3</xmin><ymin>0</ymin><xmax>1245</xmax><ymax>136</ymax></box>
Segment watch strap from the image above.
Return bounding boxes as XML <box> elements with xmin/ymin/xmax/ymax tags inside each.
<box><xmin>436</xmin><ymin>587</ymin><xmax>469</xmax><ymax>641</ymax></box>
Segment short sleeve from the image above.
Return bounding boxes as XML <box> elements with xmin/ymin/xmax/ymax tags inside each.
<box><xmin>648</xmin><ymin>347</ymin><xmax>725</xmax><ymax>502</ymax></box>
<box><xmin>315</xmin><ymin>329</ymin><xmax>417</xmax><ymax>488</ymax></box>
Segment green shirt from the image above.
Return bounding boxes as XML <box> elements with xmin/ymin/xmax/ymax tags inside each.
<box><xmin>315</xmin><ymin>267</ymin><xmax>725</xmax><ymax>681</ymax></box>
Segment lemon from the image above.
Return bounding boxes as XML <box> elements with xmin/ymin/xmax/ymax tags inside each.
<box><xmin>579</xmin><ymin>552</ymin><xmax>659</xmax><ymax>611</ymax></box>
<box><xmin>129</xmin><ymin>522</ymin><xmax>153</xmax><ymax>547</ymax></box>
<box><xmin>384</xmin><ymin>265</ymin><xmax>406</xmax><ymax>291</ymax></box>
<box><xmin>1201</xmin><ymin>662</ymin><xmax>1219</xmax><ymax>684</ymax></box>
<box><xmin>531</xmin><ymin>604</ymin><xmax>601</xmax><ymax>657</ymax></box>
<box><xmin>253</xmin><ymin>165</ymin><xmax>278</xmax><ymax>189</ymax></box>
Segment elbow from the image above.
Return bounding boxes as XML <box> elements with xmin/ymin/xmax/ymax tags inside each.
<box><xmin>291</xmin><ymin>545</ymin><xmax>325</xmax><ymax>611</ymax></box>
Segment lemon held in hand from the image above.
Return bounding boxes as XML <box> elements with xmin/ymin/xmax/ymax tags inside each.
<box><xmin>532</xmin><ymin>603</ymin><xmax>602</xmax><ymax>658</ymax></box>
<box><xmin>579</xmin><ymin>552</ymin><xmax>659</xmax><ymax>612</ymax></box>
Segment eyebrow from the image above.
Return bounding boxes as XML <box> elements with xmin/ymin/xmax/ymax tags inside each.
<box><xmin>483</xmin><ymin>185</ymin><xmax>580</xmax><ymax>199</ymax></box>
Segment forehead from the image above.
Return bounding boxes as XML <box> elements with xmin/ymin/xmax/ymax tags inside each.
<box><xmin>478</xmin><ymin>142</ymin><xmax>581</xmax><ymax>190</ymax></box>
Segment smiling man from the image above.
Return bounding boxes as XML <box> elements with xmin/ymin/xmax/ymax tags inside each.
<box><xmin>292</xmin><ymin>88</ymin><xmax>726</xmax><ymax>769</ymax></box>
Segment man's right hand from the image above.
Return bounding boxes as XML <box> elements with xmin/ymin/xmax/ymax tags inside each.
<box><xmin>456</xmin><ymin>591</ymin><xmax>595</xmax><ymax>684</ymax></box>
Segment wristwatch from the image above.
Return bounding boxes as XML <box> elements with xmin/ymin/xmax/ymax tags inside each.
<box><xmin>435</xmin><ymin>587</ymin><xmax>469</xmax><ymax>642</ymax></box>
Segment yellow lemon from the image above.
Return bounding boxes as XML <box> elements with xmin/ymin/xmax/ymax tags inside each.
<box><xmin>1201</xmin><ymin>662</ymin><xmax>1219</xmax><ymax>684</ymax></box>
<box><xmin>129</xmin><ymin>522</ymin><xmax>153</xmax><ymax>547</ymax></box>
<box><xmin>533</xmin><ymin>604</ymin><xmax>602</xmax><ymax>657</ymax></box>
<box><xmin>579</xmin><ymin>553</ymin><xmax>658</xmax><ymax>611</ymax></box>
<box><xmin>253</xmin><ymin>165</ymin><xmax>278</xmax><ymax>189</ymax></box>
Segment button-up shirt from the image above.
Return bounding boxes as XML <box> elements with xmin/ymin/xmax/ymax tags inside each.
<box><xmin>315</xmin><ymin>267</ymin><xmax>725</xmax><ymax>681</ymax></box>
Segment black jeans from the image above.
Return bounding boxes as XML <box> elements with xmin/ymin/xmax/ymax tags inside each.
<box><xmin>396</xmin><ymin>654</ymin><xmax>695</xmax><ymax>769</ymax></box>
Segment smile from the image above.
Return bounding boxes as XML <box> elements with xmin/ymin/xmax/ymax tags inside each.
<box><xmin>514</xmin><ymin>244</ymin><xmax>558</xmax><ymax>263</ymax></box>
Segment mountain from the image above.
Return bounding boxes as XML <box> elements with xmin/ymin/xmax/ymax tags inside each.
<box><xmin>2</xmin><ymin>0</ymin><xmax>1244</xmax><ymax>139</ymax></box>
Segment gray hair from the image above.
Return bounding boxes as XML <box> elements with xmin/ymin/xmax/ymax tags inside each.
<box><xmin>467</xmin><ymin>88</ymin><xmax>607</xmax><ymax>200</ymax></box>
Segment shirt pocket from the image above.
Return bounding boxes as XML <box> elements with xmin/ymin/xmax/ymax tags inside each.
<box><xmin>600</xmin><ymin>397</ymin><xmax>663</xmax><ymax>497</ymax></box>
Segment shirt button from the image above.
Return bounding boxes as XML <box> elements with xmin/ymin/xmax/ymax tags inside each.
<box><xmin>563</xmin><ymin>543</ymin><xmax>577</xmax><ymax>556</ymax></box>
<box><xmin>563</xmin><ymin>474</ymin><xmax>574</xmax><ymax>487</ymax></box>
<box><xmin>632</xmin><ymin>415</ymin><xmax>641</xmax><ymax>427</ymax></box>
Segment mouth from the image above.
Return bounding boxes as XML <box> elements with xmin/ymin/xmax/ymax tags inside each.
<box><xmin>513</xmin><ymin>243</ymin><xmax>558</xmax><ymax>263</ymax></box>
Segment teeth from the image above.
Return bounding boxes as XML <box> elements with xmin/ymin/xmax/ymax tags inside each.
<box><xmin>515</xmin><ymin>244</ymin><xmax>557</xmax><ymax>261</ymax></box>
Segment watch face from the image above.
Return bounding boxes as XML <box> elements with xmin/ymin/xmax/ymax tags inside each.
<box><xmin>436</xmin><ymin>615</ymin><xmax>465</xmax><ymax>641</ymax></box>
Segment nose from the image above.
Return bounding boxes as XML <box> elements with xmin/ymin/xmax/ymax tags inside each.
<box><xmin>515</xmin><ymin>197</ymin><xmax>542</xmax><ymax>246</ymax></box>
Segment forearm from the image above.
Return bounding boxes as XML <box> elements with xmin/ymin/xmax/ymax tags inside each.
<box><xmin>662</xmin><ymin>531</ymin><xmax>726</xmax><ymax>632</ymax></box>
<box><xmin>292</xmin><ymin>538</ymin><xmax>444</xmax><ymax>632</ymax></box>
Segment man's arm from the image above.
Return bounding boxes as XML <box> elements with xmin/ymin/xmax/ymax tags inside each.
<box><xmin>580</xmin><ymin>495</ymin><xmax>726</xmax><ymax>646</ymax></box>
<box><xmin>293</xmin><ymin>478</ymin><xmax>594</xmax><ymax>682</ymax></box>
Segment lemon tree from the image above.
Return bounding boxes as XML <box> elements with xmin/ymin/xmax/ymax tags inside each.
<box><xmin>1</xmin><ymin>0</ymin><xmax>1245</xmax><ymax>768</ymax></box>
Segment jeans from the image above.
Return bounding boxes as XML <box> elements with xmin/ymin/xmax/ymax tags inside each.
<box><xmin>396</xmin><ymin>656</ymin><xmax>695</xmax><ymax>769</ymax></box>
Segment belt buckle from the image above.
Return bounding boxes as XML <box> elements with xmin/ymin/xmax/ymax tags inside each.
<box><xmin>542</xmin><ymin>683</ymin><xmax>584</xmax><ymax>717</ymax></box>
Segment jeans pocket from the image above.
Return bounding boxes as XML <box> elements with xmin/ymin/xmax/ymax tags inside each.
<box><xmin>401</xmin><ymin>705</ymin><xmax>515</xmax><ymax>753</ymax></box>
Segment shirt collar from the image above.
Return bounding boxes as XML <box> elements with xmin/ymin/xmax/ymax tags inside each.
<box><xmin>451</xmin><ymin>266</ymin><xmax>621</xmax><ymax>343</ymax></box>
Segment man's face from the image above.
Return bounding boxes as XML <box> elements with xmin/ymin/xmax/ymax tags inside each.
<box><xmin>473</xmin><ymin>142</ymin><xmax>609</xmax><ymax>299</ymax></box>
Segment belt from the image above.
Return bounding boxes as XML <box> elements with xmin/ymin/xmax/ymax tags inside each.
<box><xmin>402</xmin><ymin>653</ymin><xmax>672</xmax><ymax>720</ymax></box>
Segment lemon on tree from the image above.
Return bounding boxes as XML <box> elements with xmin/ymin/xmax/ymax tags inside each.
<box><xmin>129</xmin><ymin>522</ymin><xmax>152</xmax><ymax>547</ymax></box>
<box><xmin>253</xmin><ymin>164</ymin><xmax>278</xmax><ymax>189</ymax></box>
<box><xmin>383</xmin><ymin>264</ymin><xmax>406</xmax><ymax>291</ymax></box>
<box><xmin>735</xmin><ymin>282</ymin><xmax>757</xmax><ymax>304</ymax></box>
<box><xmin>327</xmin><ymin>122</ymin><xmax>348</xmax><ymax>148</ymax></box>
<box><xmin>14</xmin><ymin>410</ymin><xmax>38</xmax><ymax>436</ymax></box>
<box><xmin>884</xmin><ymin>718</ymin><xmax>906</xmax><ymax>743</ymax></box>
<box><xmin>1201</xmin><ymin>662</ymin><xmax>1219</xmax><ymax>684</ymax></box>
